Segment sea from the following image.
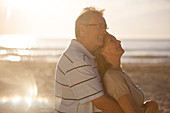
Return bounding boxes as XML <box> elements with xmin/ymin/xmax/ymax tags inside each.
<box><xmin>0</xmin><ymin>35</ymin><xmax>170</xmax><ymax>64</ymax></box>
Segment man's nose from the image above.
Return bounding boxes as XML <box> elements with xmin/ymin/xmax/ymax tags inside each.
<box><xmin>100</xmin><ymin>29</ymin><xmax>107</xmax><ymax>35</ymax></box>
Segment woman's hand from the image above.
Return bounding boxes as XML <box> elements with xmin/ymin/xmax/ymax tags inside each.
<box><xmin>144</xmin><ymin>100</ymin><xmax>159</xmax><ymax>113</ymax></box>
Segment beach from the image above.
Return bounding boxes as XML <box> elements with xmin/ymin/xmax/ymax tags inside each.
<box><xmin>0</xmin><ymin>61</ymin><xmax>170</xmax><ymax>113</ymax></box>
<box><xmin>123</xmin><ymin>63</ymin><xmax>170</xmax><ymax>113</ymax></box>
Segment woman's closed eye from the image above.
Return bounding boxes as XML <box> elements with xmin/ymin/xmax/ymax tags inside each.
<box><xmin>110</xmin><ymin>38</ymin><xmax>116</xmax><ymax>43</ymax></box>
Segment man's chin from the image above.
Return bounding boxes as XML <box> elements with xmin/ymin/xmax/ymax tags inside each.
<box><xmin>98</xmin><ymin>40</ymin><xmax>104</xmax><ymax>46</ymax></box>
<box><xmin>92</xmin><ymin>45</ymin><xmax>103</xmax><ymax>55</ymax></box>
<box><xmin>97</xmin><ymin>37</ymin><xmax>104</xmax><ymax>45</ymax></box>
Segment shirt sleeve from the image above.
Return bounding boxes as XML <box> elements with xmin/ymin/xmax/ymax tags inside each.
<box><xmin>66</xmin><ymin>60</ymin><xmax>104</xmax><ymax>103</ymax></box>
<box><xmin>103</xmin><ymin>69</ymin><xmax>130</xmax><ymax>101</ymax></box>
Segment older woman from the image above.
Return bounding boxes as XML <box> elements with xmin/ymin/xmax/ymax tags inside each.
<box><xmin>94</xmin><ymin>33</ymin><xmax>161</xmax><ymax>113</ymax></box>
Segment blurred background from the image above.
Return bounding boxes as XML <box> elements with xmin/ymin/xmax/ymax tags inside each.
<box><xmin>0</xmin><ymin>0</ymin><xmax>170</xmax><ymax>113</ymax></box>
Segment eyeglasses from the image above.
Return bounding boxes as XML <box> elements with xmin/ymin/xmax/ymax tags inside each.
<box><xmin>85</xmin><ymin>23</ymin><xmax>109</xmax><ymax>30</ymax></box>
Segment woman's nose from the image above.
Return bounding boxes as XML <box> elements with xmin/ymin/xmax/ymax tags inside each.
<box><xmin>117</xmin><ymin>40</ymin><xmax>121</xmax><ymax>44</ymax></box>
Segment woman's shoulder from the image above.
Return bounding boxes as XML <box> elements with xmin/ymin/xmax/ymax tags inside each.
<box><xmin>104</xmin><ymin>69</ymin><xmax>124</xmax><ymax>80</ymax></box>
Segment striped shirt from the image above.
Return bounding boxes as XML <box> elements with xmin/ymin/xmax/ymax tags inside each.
<box><xmin>54</xmin><ymin>39</ymin><xmax>104</xmax><ymax>113</ymax></box>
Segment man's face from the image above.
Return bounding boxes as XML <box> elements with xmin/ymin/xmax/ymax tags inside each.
<box><xmin>82</xmin><ymin>14</ymin><xmax>107</xmax><ymax>52</ymax></box>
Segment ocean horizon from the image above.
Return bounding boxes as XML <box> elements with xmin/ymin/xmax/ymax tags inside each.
<box><xmin>0</xmin><ymin>35</ymin><xmax>170</xmax><ymax>64</ymax></box>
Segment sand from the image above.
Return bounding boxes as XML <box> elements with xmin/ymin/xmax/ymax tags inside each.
<box><xmin>0</xmin><ymin>61</ymin><xmax>170</xmax><ymax>113</ymax></box>
<box><xmin>122</xmin><ymin>63</ymin><xmax>170</xmax><ymax>113</ymax></box>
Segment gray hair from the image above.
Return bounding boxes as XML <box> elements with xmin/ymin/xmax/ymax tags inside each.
<box><xmin>75</xmin><ymin>7</ymin><xmax>105</xmax><ymax>39</ymax></box>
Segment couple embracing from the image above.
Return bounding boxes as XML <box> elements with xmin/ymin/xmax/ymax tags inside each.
<box><xmin>54</xmin><ymin>7</ymin><xmax>161</xmax><ymax>113</ymax></box>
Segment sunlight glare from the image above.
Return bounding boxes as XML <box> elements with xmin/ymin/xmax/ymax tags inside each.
<box><xmin>33</xmin><ymin>85</ymin><xmax>38</xmax><ymax>96</ymax></box>
<box><xmin>12</xmin><ymin>96</ymin><xmax>21</xmax><ymax>104</ymax></box>
<box><xmin>17</xmin><ymin>50</ymin><xmax>31</xmax><ymax>55</ymax></box>
<box><xmin>4</xmin><ymin>55</ymin><xmax>21</xmax><ymax>62</ymax></box>
<box><xmin>24</xmin><ymin>97</ymin><xmax>32</xmax><ymax>106</ymax></box>
<box><xmin>25</xmin><ymin>83</ymin><xmax>38</xmax><ymax>107</ymax></box>
<box><xmin>29</xmin><ymin>85</ymin><xmax>37</xmax><ymax>97</ymax></box>
<box><xmin>37</xmin><ymin>97</ymin><xmax>43</xmax><ymax>103</ymax></box>
<box><xmin>1</xmin><ymin>97</ymin><xmax>8</xmax><ymax>103</ymax></box>
<box><xmin>0</xmin><ymin>96</ymin><xmax>49</xmax><ymax>107</ymax></box>
<box><xmin>0</xmin><ymin>50</ymin><xmax>7</xmax><ymax>55</ymax></box>
<box><xmin>37</xmin><ymin>97</ymin><xmax>48</xmax><ymax>103</ymax></box>
<box><xmin>0</xmin><ymin>35</ymin><xmax>36</xmax><ymax>49</ymax></box>
<box><xmin>0</xmin><ymin>85</ymin><xmax>38</xmax><ymax>106</ymax></box>
<box><xmin>5</xmin><ymin>0</ymin><xmax>46</xmax><ymax>9</ymax></box>
<box><xmin>7</xmin><ymin>7</ymin><xmax>12</xmax><ymax>20</ymax></box>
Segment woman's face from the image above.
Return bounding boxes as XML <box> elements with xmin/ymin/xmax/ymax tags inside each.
<box><xmin>102</xmin><ymin>34</ymin><xmax>124</xmax><ymax>57</ymax></box>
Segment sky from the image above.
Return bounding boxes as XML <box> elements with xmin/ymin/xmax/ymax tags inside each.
<box><xmin>0</xmin><ymin>0</ymin><xmax>170</xmax><ymax>39</ymax></box>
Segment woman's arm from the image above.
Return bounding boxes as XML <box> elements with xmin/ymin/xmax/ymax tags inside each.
<box><xmin>92</xmin><ymin>94</ymin><xmax>124</xmax><ymax>113</ymax></box>
<box><xmin>118</xmin><ymin>94</ymin><xmax>145</xmax><ymax>113</ymax></box>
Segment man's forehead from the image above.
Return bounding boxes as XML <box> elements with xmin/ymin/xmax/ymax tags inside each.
<box><xmin>90</xmin><ymin>14</ymin><xmax>106</xmax><ymax>23</ymax></box>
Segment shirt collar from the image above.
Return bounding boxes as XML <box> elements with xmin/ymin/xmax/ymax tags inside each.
<box><xmin>71</xmin><ymin>39</ymin><xmax>95</xmax><ymax>60</ymax></box>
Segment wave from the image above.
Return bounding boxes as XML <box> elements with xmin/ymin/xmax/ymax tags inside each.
<box><xmin>1</xmin><ymin>38</ymin><xmax>170</xmax><ymax>63</ymax></box>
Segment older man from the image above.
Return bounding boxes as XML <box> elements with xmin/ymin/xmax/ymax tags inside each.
<box><xmin>54</xmin><ymin>7</ymin><xmax>124</xmax><ymax>113</ymax></box>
